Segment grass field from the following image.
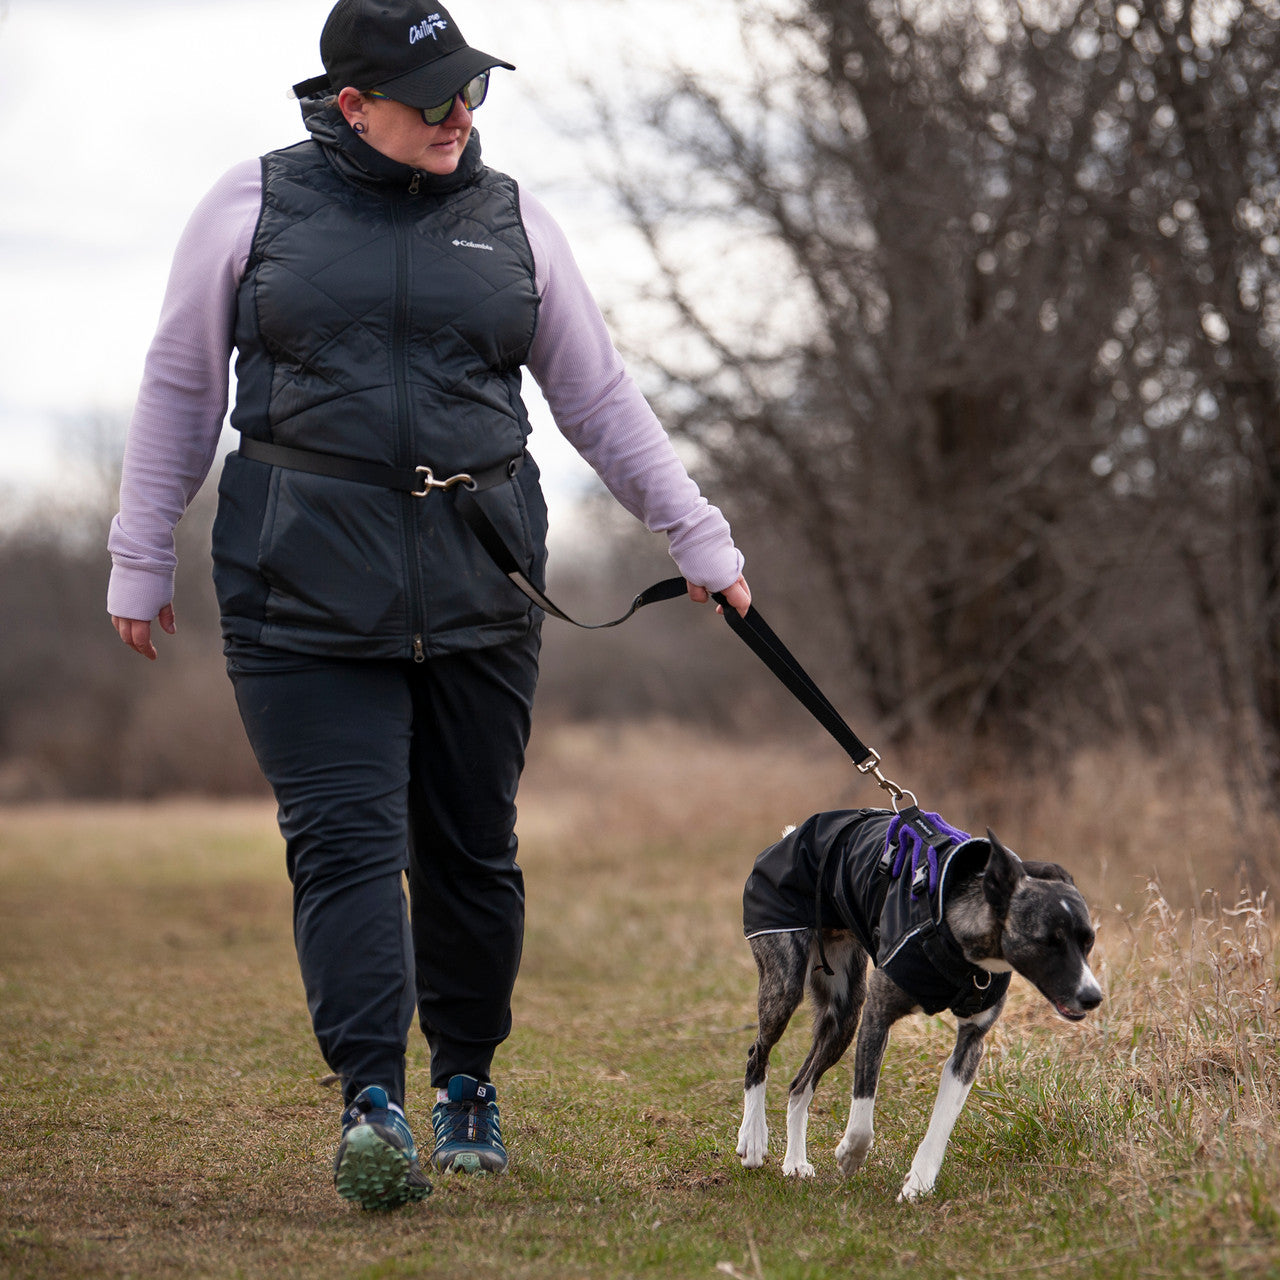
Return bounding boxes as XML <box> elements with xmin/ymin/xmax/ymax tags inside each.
<box><xmin>1</xmin><ymin>724</ymin><xmax>1278</xmax><ymax>1279</ymax></box>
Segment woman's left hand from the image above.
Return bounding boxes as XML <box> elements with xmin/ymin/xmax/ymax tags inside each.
<box><xmin>687</xmin><ymin>575</ymin><xmax>752</xmax><ymax>618</ymax></box>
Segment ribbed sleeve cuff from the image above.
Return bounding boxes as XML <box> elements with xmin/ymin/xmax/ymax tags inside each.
<box><xmin>106</xmin><ymin>563</ymin><xmax>176</xmax><ymax>622</ymax></box>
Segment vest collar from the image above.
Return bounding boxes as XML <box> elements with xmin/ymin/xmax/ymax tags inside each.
<box><xmin>300</xmin><ymin>97</ymin><xmax>485</xmax><ymax>196</ymax></box>
<box><xmin>921</xmin><ymin>838</ymin><xmax>1003</xmax><ymax>1001</ymax></box>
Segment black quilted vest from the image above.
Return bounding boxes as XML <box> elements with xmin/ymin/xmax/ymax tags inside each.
<box><xmin>743</xmin><ymin>809</ymin><xmax>1011</xmax><ymax>1018</ymax></box>
<box><xmin>212</xmin><ymin>102</ymin><xmax>544</xmax><ymax>658</ymax></box>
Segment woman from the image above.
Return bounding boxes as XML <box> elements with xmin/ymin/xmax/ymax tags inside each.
<box><xmin>108</xmin><ymin>0</ymin><xmax>749</xmax><ymax>1211</ymax></box>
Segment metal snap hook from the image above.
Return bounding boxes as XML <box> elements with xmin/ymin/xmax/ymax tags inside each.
<box><xmin>413</xmin><ymin>466</ymin><xmax>475</xmax><ymax>497</ymax></box>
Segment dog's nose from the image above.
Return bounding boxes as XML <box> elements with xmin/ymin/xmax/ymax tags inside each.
<box><xmin>1077</xmin><ymin>982</ymin><xmax>1103</xmax><ymax>1010</ymax></box>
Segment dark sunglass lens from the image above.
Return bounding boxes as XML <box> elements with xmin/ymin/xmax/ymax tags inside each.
<box><xmin>461</xmin><ymin>71</ymin><xmax>489</xmax><ymax>110</ymax></box>
<box><xmin>420</xmin><ymin>72</ymin><xmax>489</xmax><ymax>126</ymax></box>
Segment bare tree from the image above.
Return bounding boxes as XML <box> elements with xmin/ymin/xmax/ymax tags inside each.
<box><xmin>588</xmin><ymin>0</ymin><xmax>1280</xmax><ymax>766</ymax></box>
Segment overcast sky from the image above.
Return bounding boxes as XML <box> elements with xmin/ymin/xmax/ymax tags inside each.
<box><xmin>0</xmin><ymin>0</ymin><xmax>742</xmax><ymax>523</ymax></box>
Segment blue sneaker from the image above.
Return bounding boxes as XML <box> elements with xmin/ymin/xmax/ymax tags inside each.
<box><xmin>333</xmin><ymin>1085</ymin><xmax>432</xmax><ymax>1210</ymax></box>
<box><xmin>430</xmin><ymin>1075</ymin><xmax>509</xmax><ymax>1173</ymax></box>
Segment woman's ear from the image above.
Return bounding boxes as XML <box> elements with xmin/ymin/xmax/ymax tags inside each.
<box><xmin>336</xmin><ymin>86</ymin><xmax>369</xmax><ymax>132</ymax></box>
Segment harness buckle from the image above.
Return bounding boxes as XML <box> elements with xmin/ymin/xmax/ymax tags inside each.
<box><xmin>413</xmin><ymin>466</ymin><xmax>477</xmax><ymax>497</ymax></box>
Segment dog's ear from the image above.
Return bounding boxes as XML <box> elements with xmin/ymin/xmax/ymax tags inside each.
<box><xmin>1021</xmin><ymin>860</ymin><xmax>1076</xmax><ymax>886</ymax></box>
<box><xmin>982</xmin><ymin>829</ymin><xmax>1025</xmax><ymax>916</ymax></box>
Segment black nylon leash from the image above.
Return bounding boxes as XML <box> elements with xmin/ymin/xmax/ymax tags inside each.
<box><xmin>234</xmin><ymin>438</ymin><xmax>930</xmax><ymax>798</ymax></box>
<box><xmin>709</xmin><ymin>593</ymin><xmax>878</xmax><ymax>770</ymax></box>
<box><xmin>453</xmin><ymin>486</ymin><xmax>689</xmax><ymax>628</ymax></box>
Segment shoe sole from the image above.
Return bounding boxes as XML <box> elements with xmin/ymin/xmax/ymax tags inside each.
<box><xmin>335</xmin><ymin>1126</ymin><xmax>432</xmax><ymax>1210</ymax></box>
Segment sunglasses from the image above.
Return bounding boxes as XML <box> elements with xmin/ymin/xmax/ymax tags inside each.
<box><xmin>367</xmin><ymin>71</ymin><xmax>490</xmax><ymax>126</ymax></box>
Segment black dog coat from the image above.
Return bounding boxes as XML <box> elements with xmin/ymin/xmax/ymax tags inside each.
<box><xmin>743</xmin><ymin>809</ymin><xmax>1011</xmax><ymax>1018</ymax></box>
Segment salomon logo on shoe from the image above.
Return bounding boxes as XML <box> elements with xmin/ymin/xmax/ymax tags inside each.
<box><xmin>430</xmin><ymin>1074</ymin><xmax>508</xmax><ymax>1174</ymax></box>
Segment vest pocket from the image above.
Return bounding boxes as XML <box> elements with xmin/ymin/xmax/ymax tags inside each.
<box><xmin>415</xmin><ymin>471</ymin><xmax>546</xmax><ymax>636</ymax></box>
<box><xmin>256</xmin><ymin>469</ymin><xmax>407</xmax><ymax>637</ymax></box>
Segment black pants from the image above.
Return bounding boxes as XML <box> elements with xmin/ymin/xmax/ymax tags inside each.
<box><xmin>226</xmin><ymin>629</ymin><xmax>540</xmax><ymax>1108</ymax></box>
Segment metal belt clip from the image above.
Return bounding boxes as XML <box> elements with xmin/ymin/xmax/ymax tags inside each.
<box><xmin>413</xmin><ymin>466</ymin><xmax>477</xmax><ymax>497</ymax></box>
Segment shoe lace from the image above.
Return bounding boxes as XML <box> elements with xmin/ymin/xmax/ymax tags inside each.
<box><xmin>436</xmin><ymin>1100</ymin><xmax>502</xmax><ymax>1147</ymax></box>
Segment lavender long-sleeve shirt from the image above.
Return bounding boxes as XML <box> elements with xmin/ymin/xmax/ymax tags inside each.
<box><xmin>106</xmin><ymin>159</ymin><xmax>744</xmax><ymax>622</ymax></box>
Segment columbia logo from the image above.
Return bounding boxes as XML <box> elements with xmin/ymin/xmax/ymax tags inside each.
<box><xmin>453</xmin><ymin>239</ymin><xmax>494</xmax><ymax>252</ymax></box>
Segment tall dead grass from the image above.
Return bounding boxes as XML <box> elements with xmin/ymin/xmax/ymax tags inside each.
<box><xmin>1102</xmin><ymin>882</ymin><xmax>1278</xmax><ymax>1142</ymax></box>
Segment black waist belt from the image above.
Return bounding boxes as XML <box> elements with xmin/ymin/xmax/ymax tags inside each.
<box><xmin>234</xmin><ymin>434</ymin><xmax>688</xmax><ymax>628</ymax></box>
<box><xmin>236</xmin><ymin>436</ymin><xmax>523</xmax><ymax>495</ymax></box>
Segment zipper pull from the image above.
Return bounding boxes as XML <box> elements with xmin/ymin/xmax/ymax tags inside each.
<box><xmin>413</xmin><ymin>635</ymin><xmax>425</xmax><ymax>663</ymax></box>
<box><xmin>408</xmin><ymin>172</ymin><xmax>421</xmax><ymax>195</ymax></box>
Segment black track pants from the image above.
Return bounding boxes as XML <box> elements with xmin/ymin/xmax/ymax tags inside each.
<box><xmin>226</xmin><ymin>630</ymin><xmax>540</xmax><ymax>1107</ymax></box>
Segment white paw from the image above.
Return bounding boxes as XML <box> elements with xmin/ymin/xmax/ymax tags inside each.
<box><xmin>835</xmin><ymin>1131</ymin><xmax>872</xmax><ymax>1176</ymax></box>
<box><xmin>736</xmin><ymin>1124</ymin><xmax>767</xmax><ymax>1169</ymax></box>
<box><xmin>736</xmin><ymin>1085</ymin><xmax>768</xmax><ymax>1169</ymax></box>
<box><xmin>781</xmin><ymin>1157</ymin><xmax>815</xmax><ymax>1179</ymax></box>
<box><xmin>897</xmin><ymin>1169</ymin><xmax>935</xmax><ymax>1202</ymax></box>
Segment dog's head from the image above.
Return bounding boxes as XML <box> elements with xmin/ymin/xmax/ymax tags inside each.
<box><xmin>982</xmin><ymin>830</ymin><xmax>1102</xmax><ymax>1022</ymax></box>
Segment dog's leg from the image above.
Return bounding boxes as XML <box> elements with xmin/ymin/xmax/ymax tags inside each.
<box><xmin>898</xmin><ymin>995</ymin><xmax>1005</xmax><ymax>1201</ymax></box>
<box><xmin>781</xmin><ymin>933</ymin><xmax>866</xmax><ymax>1178</ymax></box>
<box><xmin>836</xmin><ymin>969</ymin><xmax>915</xmax><ymax>1176</ymax></box>
<box><xmin>738</xmin><ymin>933</ymin><xmax>808</xmax><ymax>1169</ymax></box>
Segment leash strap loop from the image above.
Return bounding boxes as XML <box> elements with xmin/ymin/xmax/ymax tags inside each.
<box><xmin>454</xmin><ymin>487</ymin><xmax>689</xmax><ymax>628</ymax></box>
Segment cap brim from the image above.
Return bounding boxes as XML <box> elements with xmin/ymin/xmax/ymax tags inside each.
<box><xmin>374</xmin><ymin>46</ymin><xmax>514</xmax><ymax>108</ymax></box>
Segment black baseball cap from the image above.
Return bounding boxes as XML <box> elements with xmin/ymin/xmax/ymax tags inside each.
<box><xmin>312</xmin><ymin>0</ymin><xmax>514</xmax><ymax>107</ymax></box>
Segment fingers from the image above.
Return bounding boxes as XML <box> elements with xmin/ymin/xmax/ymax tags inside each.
<box><xmin>687</xmin><ymin>576</ymin><xmax>753</xmax><ymax>618</ymax></box>
<box><xmin>717</xmin><ymin>575</ymin><xmax>752</xmax><ymax>618</ymax></box>
<box><xmin>111</xmin><ymin>609</ymin><xmax>175</xmax><ymax>661</ymax></box>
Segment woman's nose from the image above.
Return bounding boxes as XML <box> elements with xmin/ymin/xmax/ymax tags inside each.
<box><xmin>443</xmin><ymin>94</ymin><xmax>471</xmax><ymax>127</ymax></box>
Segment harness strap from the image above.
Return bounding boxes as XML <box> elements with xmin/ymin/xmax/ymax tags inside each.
<box><xmin>811</xmin><ymin>840</ymin><xmax>838</xmax><ymax>977</ymax></box>
<box><xmin>810</xmin><ymin>814</ymin><xmax>903</xmax><ymax>978</ymax></box>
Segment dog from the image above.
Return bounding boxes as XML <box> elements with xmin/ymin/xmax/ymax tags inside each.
<box><xmin>734</xmin><ymin>806</ymin><xmax>1101</xmax><ymax>1201</ymax></box>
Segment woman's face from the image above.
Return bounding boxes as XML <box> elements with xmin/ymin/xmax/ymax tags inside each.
<box><xmin>338</xmin><ymin>88</ymin><xmax>472</xmax><ymax>175</ymax></box>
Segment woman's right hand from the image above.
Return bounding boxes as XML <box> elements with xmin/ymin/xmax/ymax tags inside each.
<box><xmin>112</xmin><ymin>603</ymin><xmax>177</xmax><ymax>661</ymax></box>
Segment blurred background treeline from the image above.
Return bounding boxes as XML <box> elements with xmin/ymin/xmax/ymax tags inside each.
<box><xmin>4</xmin><ymin>0</ymin><xmax>1280</xmax><ymax>842</ymax></box>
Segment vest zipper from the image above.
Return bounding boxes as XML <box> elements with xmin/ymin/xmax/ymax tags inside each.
<box><xmin>409</xmin><ymin>172</ymin><xmax>421</xmax><ymax>195</ymax></box>
<box><xmin>390</xmin><ymin>199</ymin><xmax>427</xmax><ymax>659</ymax></box>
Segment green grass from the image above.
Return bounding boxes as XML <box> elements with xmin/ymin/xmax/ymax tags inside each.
<box><xmin>1</xmin><ymin>734</ymin><xmax>1279</xmax><ymax>1279</ymax></box>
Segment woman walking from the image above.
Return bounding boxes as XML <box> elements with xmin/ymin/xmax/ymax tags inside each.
<box><xmin>108</xmin><ymin>0</ymin><xmax>749</xmax><ymax>1210</ymax></box>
